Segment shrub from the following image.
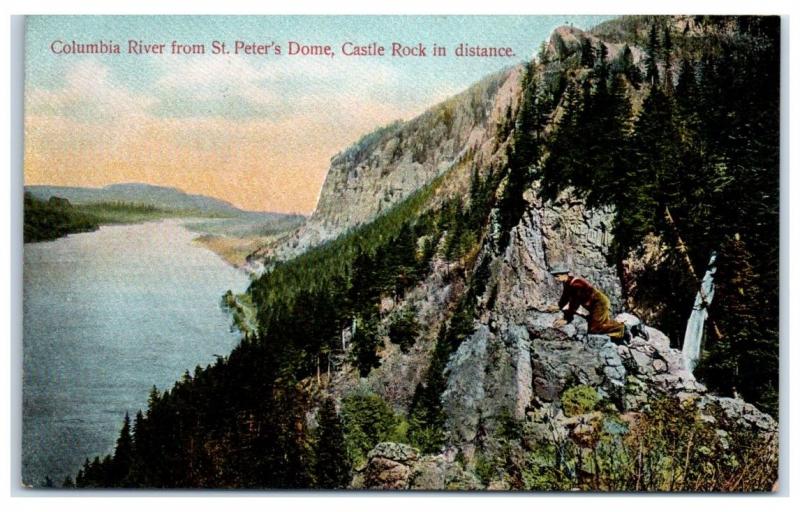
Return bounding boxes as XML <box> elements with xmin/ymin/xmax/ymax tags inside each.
<box><xmin>562</xmin><ymin>385</ymin><xmax>601</xmax><ymax>416</ymax></box>
<box><xmin>340</xmin><ymin>391</ymin><xmax>406</xmax><ymax>466</ymax></box>
<box><xmin>388</xmin><ymin>307</ymin><xmax>420</xmax><ymax>353</ymax></box>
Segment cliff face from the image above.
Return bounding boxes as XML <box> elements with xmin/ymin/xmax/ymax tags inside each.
<box><xmin>344</xmin><ymin>186</ymin><xmax>776</xmax><ymax>488</ymax></box>
<box><xmin>335</xmin><ymin>182</ymin><xmax>775</xmax><ymax>490</ymax></box>
<box><xmin>247</xmin><ymin>66</ymin><xmax>522</xmax><ymax>269</ymax></box>
<box><xmin>440</xmin><ymin>186</ymin><xmax>775</xmax><ymax>455</ymax></box>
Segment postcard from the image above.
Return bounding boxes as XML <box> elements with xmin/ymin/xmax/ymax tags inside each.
<box><xmin>21</xmin><ymin>15</ymin><xmax>780</xmax><ymax>491</ymax></box>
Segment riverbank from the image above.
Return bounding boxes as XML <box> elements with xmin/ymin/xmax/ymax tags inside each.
<box><xmin>23</xmin><ymin>219</ymin><xmax>250</xmax><ymax>486</ymax></box>
<box><xmin>23</xmin><ymin>193</ymin><xmax>210</xmax><ymax>243</ymax></box>
<box><xmin>192</xmin><ymin>233</ymin><xmax>281</xmax><ymax>270</ymax></box>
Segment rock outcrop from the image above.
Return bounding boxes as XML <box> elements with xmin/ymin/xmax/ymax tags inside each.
<box><xmin>354</xmin><ymin>442</ymin><xmax>481</xmax><ymax>490</ymax></box>
<box><xmin>440</xmin><ymin>184</ymin><xmax>776</xmax><ymax>460</ymax></box>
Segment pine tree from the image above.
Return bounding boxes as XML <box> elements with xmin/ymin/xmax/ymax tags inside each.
<box><xmin>498</xmin><ymin>66</ymin><xmax>545</xmax><ymax>250</ymax></box>
<box><xmin>645</xmin><ymin>23</ymin><xmax>661</xmax><ymax>86</ymax></box>
<box><xmin>111</xmin><ymin>412</ymin><xmax>133</xmax><ymax>486</ymax></box>
<box><xmin>661</xmin><ymin>26</ymin><xmax>673</xmax><ymax>92</ymax></box>
<box><xmin>351</xmin><ymin>314</ymin><xmax>382</xmax><ymax>377</ymax></box>
<box><xmin>389</xmin><ymin>306</ymin><xmax>420</xmax><ymax>352</ymax></box>
<box><xmin>594</xmin><ymin>41</ymin><xmax>609</xmax><ymax>80</ymax></box>
<box><xmin>580</xmin><ymin>36</ymin><xmax>595</xmax><ymax>68</ymax></box>
<box><xmin>408</xmin><ymin>325</ymin><xmax>449</xmax><ymax>453</ymax></box>
<box><xmin>617</xmin><ymin>44</ymin><xmax>642</xmax><ymax>89</ymax></box>
<box><xmin>313</xmin><ymin>397</ymin><xmax>352</xmax><ymax>489</ymax></box>
<box><xmin>700</xmin><ymin>234</ymin><xmax>778</xmax><ymax>414</ymax></box>
<box><xmin>540</xmin><ymin>78</ymin><xmax>584</xmax><ymax>201</ymax></box>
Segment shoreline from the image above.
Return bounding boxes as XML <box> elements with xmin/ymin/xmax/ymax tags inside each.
<box><xmin>191</xmin><ymin>232</ymin><xmax>279</xmax><ymax>272</ymax></box>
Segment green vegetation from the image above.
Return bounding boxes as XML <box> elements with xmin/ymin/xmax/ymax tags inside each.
<box><xmin>517</xmin><ymin>397</ymin><xmax>776</xmax><ymax>491</ymax></box>
<box><xmin>221</xmin><ymin>290</ymin><xmax>258</xmax><ymax>335</ymax></box>
<box><xmin>314</xmin><ymin>397</ymin><xmax>352</xmax><ymax>488</ymax></box>
<box><xmin>388</xmin><ymin>306</ymin><xmax>420</xmax><ymax>353</ymax></box>
<box><xmin>496</xmin><ymin>61</ymin><xmax>550</xmax><ymax>251</ymax></box>
<box><xmin>561</xmin><ymin>385</ymin><xmax>602</xmax><ymax>416</ymax></box>
<box><xmin>528</xmin><ymin>17</ymin><xmax>780</xmax><ymax>415</ymax></box>
<box><xmin>24</xmin><ymin>193</ymin><xmax>99</xmax><ymax>242</ymax></box>
<box><xmin>341</xmin><ymin>391</ymin><xmax>408</xmax><ymax>467</ymax></box>
<box><xmin>76</xmin><ymin>201</ymin><xmax>188</xmax><ymax>224</ymax></box>
<box><xmin>24</xmin><ymin>192</ymin><xmax>195</xmax><ymax>243</ymax></box>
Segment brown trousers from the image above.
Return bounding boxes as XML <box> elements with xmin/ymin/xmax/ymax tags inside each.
<box><xmin>586</xmin><ymin>290</ymin><xmax>625</xmax><ymax>340</ymax></box>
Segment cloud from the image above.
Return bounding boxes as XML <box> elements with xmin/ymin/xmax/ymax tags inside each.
<box><xmin>148</xmin><ymin>53</ymin><xmax>419</xmax><ymax>121</ymax></box>
<box><xmin>25</xmin><ymin>59</ymin><xmax>156</xmax><ymax>122</ymax></box>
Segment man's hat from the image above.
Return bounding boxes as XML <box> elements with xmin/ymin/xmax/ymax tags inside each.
<box><xmin>549</xmin><ymin>264</ymin><xmax>571</xmax><ymax>276</ymax></box>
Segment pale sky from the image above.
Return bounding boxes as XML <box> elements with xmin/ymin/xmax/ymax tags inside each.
<box><xmin>24</xmin><ymin>15</ymin><xmax>611</xmax><ymax>213</ymax></box>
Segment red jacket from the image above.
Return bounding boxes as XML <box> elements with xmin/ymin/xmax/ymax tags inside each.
<box><xmin>558</xmin><ymin>276</ymin><xmax>596</xmax><ymax>322</ymax></box>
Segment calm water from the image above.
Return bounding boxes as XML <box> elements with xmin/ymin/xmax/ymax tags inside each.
<box><xmin>23</xmin><ymin>219</ymin><xmax>250</xmax><ymax>486</ymax></box>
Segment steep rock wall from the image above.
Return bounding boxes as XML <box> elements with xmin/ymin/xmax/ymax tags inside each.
<box><xmin>248</xmin><ymin>66</ymin><xmax>522</xmax><ymax>268</ymax></box>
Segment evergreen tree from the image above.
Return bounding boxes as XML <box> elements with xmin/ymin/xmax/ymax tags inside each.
<box><xmin>498</xmin><ymin>66</ymin><xmax>545</xmax><ymax>250</ymax></box>
<box><xmin>388</xmin><ymin>306</ymin><xmax>420</xmax><ymax>353</ymax></box>
<box><xmin>580</xmin><ymin>36</ymin><xmax>595</xmax><ymax>68</ymax></box>
<box><xmin>594</xmin><ymin>41</ymin><xmax>609</xmax><ymax>79</ymax></box>
<box><xmin>341</xmin><ymin>391</ymin><xmax>403</xmax><ymax>464</ymax></box>
<box><xmin>617</xmin><ymin>44</ymin><xmax>642</xmax><ymax>89</ymax></box>
<box><xmin>540</xmin><ymin>79</ymin><xmax>584</xmax><ymax>201</ymax></box>
<box><xmin>645</xmin><ymin>23</ymin><xmax>661</xmax><ymax>86</ymax></box>
<box><xmin>111</xmin><ymin>412</ymin><xmax>133</xmax><ymax>485</ymax></box>
<box><xmin>408</xmin><ymin>325</ymin><xmax>449</xmax><ymax>453</ymax></box>
<box><xmin>351</xmin><ymin>314</ymin><xmax>382</xmax><ymax>377</ymax></box>
<box><xmin>313</xmin><ymin>397</ymin><xmax>352</xmax><ymax>489</ymax></box>
<box><xmin>700</xmin><ymin>235</ymin><xmax>779</xmax><ymax>414</ymax></box>
<box><xmin>661</xmin><ymin>26</ymin><xmax>674</xmax><ymax>91</ymax></box>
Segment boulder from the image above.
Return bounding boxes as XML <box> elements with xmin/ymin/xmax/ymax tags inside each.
<box><xmin>362</xmin><ymin>442</ymin><xmax>420</xmax><ymax>490</ymax></box>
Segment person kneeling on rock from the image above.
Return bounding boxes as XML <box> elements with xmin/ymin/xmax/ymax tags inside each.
<box><xmin>547</xmin><ymin>265</ymin><xmax>648</xmax><ymax>344</ymax></box>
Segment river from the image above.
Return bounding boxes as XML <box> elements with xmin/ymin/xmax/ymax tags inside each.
<box><xmin>22</xmin><ymin>219</ymin><xmax>250</xmax><ymax>487</ymax></box>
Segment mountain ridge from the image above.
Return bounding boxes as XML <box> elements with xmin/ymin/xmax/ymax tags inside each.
<box><xmin>25</xmin><ymin>183</ymin><xmax>304</xmax><ymax>218</ymax></box>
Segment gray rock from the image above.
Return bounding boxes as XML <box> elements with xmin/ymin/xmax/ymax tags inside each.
<box><xmin>442</xmin><ymin>325</ymin><xmax>489</xmax><ymax>443</ymax></box>
<box><xmin>362</xmin><ymin>443</ymin><xmax>421</xmax><ymax>490</ymax></box>
<box><xmin>367</xmin><ymin>442</ymin><xmax>420</xmax><ymax>463</ymax></box>
<box><xmin>409</xmin><ymin>456</ymin><xmax>447</xmax><ymax>489</ymax></box>
<box><xmin>703</xmin><ymin>396</ymin><xmax>778</xmax><ymax>433</ymax></box>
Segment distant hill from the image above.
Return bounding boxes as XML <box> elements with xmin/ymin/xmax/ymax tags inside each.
<box><xmin>24</xmin><ymin>183</ymin><xmax>283</xmax><ymax>218</ymax></box>
<box><xmin>25</xmin><ymin>183</ymin><xmax>307</xmax><ymax>240</ymax></box>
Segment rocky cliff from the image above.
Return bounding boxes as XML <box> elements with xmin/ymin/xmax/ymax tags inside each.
<box><xmin>246</xmin><ymin>66</ymin><xmax>522</xmax><ymax>271</ymax></box>
<box><xmin>331</xmin><ymin>183</ymin><xmax>776</xmax><ymax>490</ymax></box>
<box><xmin>300</xmin><ymin>20</ymin><xmax>777</xmax><ymax>490</ymax></box>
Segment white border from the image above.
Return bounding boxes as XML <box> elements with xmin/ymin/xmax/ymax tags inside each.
<box><xmin>3</xmin><ymin>1</ymin><xmax>796</xmax><ymax>511</ymax></box>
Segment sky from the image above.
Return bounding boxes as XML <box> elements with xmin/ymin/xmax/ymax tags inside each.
<box><xmin>24</xmin><ymin>15</ymin><xmax>612</xmax><ymax>214</ymax></box>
